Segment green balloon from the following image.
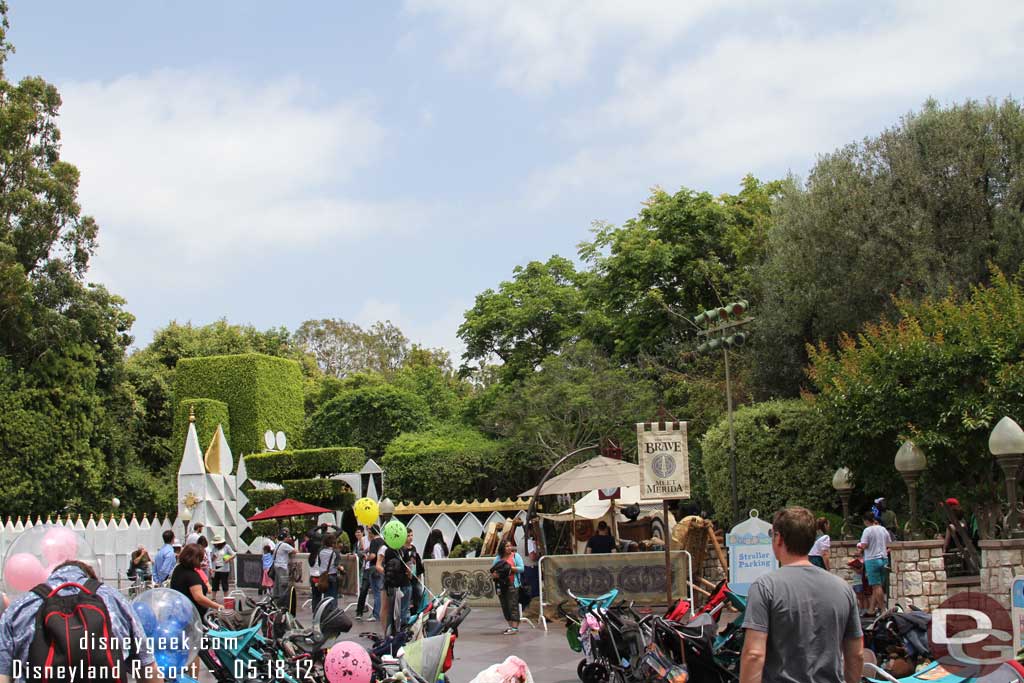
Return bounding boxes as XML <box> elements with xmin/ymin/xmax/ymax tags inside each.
<box><xmin>383</xmin><ymin>519</ymin><xmax>408</xmax><ymax>550</ymax></box>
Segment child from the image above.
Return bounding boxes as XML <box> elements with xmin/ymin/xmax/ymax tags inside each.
<box><xmin>260</xmin><ymin>544</ymin><xmax>274</xmax><ymax>595</ymax></box>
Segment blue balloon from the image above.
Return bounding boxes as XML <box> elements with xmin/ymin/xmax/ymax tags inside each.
<box><xmin>132</xmin><ymin>602</ymin><xmax>157</xmax><ymax>636</ymax></box>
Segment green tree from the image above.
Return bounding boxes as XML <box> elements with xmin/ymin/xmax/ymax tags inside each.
<box><xmin>806</xmin><ymin>269</ymin><xmax>1024</xmax><ymax>536</ymax></box>
<box><xmin>0</xmin><ymin>5</ymin><xmax>155</xmax><ymax>515</ymax></box>
<box><xmin>578</xmin><ymin>176</ymin><xmax>781</xmax><ymax>361</ymax></box>
<box><xmin>458</xmin><ymin>256</ymin><xmax>591</xmax><ymax>381</ymax></box>
<box><xmin>701</xmin><ymin>400</ymin><xmax>836</xmax><ymax>520</ymax></box>
<box><xmin>391</xmin><ymin>347</ymin><xmax>469</xmax><ymax>422</ymax></box>
<box><xmin>382</xmin><ymin>424</ymin><xmax>505</xmax><ymax>502</ymax></box>
<box><xmin>295</xmin><ymin>318</ymin><xmax>409</xmax><ymax>378</ymax></box>
<box><xmin>483</xmin><ymin>342</ymin><xmax>658</xmax><ymax>474</ymax></box>
<box><xmin>756</xmin><ymin>98</ymin><xmax>1024</xmax><ymax>395</ymax></box>
<box><xmin>306</xmin><ymin>384</ymin><xmax>430</xmax><ymax>458</ymax></box>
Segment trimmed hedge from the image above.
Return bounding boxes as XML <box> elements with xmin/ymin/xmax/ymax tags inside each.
<box><xmin>171</xmin><ymin>398</ymin><xmax>230</xmax><ymax>458</ymax></box>
<box><xmin>382</xmin><ymin>424</ymin><xmax>503</xmax><ymax>502</ymax></box>
<box><xmin>701</xmin><ymin>399</ymin><xmax>839</xmax><ymax>520</ymax></box>
<box><xmin>282</xmin><ymin>480</ymin><xmax>354</xmax><ymax>509</ymax></box>
<box><xmin>247</xmin><ymin>485</ymin><xmax>354</xmax><ymax>513</ymax></box>
<box><xmin>244</xmin><ymin>447</ymin><xmax>365</xmax><ymax>481</ymax></box>
<box><xmin>174</xmin><ymin>353</ymin><xmax>304</xmax><ymax>455</ymax></box>
<box><xmin>248</xmin><ymin>489</ymin><xmax>287</xmax><ymax>510</ymax></box>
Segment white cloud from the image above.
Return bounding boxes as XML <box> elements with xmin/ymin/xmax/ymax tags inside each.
<box><xmin>409</xmin><ymin>1</ymin><xmax>1024</xmax><ymax>205</ymax></box>
<box><xmin>58</xmin><ymin>70</ymin><xmax>426</xmax><ymax>287</ymax></box>
<box><xmin>405</xmin><ymin>0</ymin><xmax>720</xmax><ymax>93</ymax></box>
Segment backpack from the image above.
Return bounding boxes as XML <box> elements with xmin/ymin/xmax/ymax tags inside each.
<box><xmin>28</xmin><ymin>579</ymin><xmax>124</xmax><ymax>682</ymax></box>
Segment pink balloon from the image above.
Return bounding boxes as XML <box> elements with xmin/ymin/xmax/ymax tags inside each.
<box><xmin>324</xmin><ymin>642</ymin><xmax>372</xmax><ymax>683</ymax></box>
<box><xmin>5</xmin><ymin>553</ymin><xmax>49</xmax><ymax>592</ymax></box>
<box><xmin>40</xmin><ymin>527</ymin><xmax>79</xmax><ymax>565</ymax></box>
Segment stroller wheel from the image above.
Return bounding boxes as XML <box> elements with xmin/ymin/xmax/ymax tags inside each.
<box><xmin>581</xmin><ymin>662</ymin><xmax>610</xmax><ymax>683</ymax></box>
<box><xmin>578</xmin><ymin>660</ymin><xmax>587</xmax><ymax>680</ymax></box>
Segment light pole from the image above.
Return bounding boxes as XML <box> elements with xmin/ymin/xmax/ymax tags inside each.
<box><xmin>989</xmin><ymin>416</ymin><xmax>1024</xmax><ymax>538</ymax></box>
<box><xmin>693</xmin><ymin>299</ymin><xmax>753</xmax><ymax>525</ymax></box>
<box><xmin>894</xmin><ymin>441</ymin><xmax>926</xmax><ymax>540</ymax></box>
<box><xmin>832</xmin><ymin>467</ymin><xmax>854</xmax><ymax>540</ymax></box>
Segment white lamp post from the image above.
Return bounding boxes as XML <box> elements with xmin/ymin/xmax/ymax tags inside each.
<box><xmin>894</xmin><ymin>441</ymin><xmax>927</xmax><ymax>540</ymax></box>
<box><xmin>379</xmin><ymin>498</ymin><xmax>395</xmax><ymax>524</ymax></box>
<box><xmin>990</xmin><ymin>416</ymin><xmax>1024</xmax><ymax>538</ymax></box>
<box><xmin>832</xmin><ymin>467</ymin><xmax>854</xmax><ymax>540</ymax></box>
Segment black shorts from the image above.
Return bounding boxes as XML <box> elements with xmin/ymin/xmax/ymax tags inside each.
<box><xmin>212</xmin><ymin>572</ymin><xmax>230</xmax><ymax>592</ymax></box>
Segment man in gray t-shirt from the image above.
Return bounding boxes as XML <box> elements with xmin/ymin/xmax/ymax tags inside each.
<box><xmin>741</xmin><ymin>507</ymin><xmax>863</xmax><ymax>683</ymax></box>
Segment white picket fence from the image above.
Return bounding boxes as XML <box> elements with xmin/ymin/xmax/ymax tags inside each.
<box><xmin>0</xmin><ymin>513</ymin><xmax>261</xmax><ymax>590</ymax></box>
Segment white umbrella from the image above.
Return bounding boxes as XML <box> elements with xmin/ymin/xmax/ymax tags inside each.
<box><xmin>519</xmin><ymin>456</ymin><xmax>640</xmax><ymax>497</ymax></box>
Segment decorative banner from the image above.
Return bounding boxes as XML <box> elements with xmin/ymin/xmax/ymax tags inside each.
<box><xmin>726</xmin><ymin>511</ymin><xmax>778</xmax><ymax>597</ymax></box>
<box><xmin>636</xmin><ymin>422</ymin><xmax>690</xmax><ymax>500</ymax></box>
<box><xmin>598</xmin><ymin>488</ymin><xmax>621</xmax><ymax>500</ymax></box>
<box><xmin>424</xmin><ymin>558</ymin><xmax>500</xmax><ymax>607</ymax></box>
<box><xmin>540</xmin><ymin>551</ymin><xmax>692</xmax><ymax>613</ymax></box>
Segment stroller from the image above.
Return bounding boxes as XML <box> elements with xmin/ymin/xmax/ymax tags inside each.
<box><xmin>374</xmin><ymin>633</ymin><xmax>455</xmax><ymax>683</ymax></box>
<box><xmin>197</xmin><ymin>621</ymin><xmax>302</xmax><ymax>683</ymax></box>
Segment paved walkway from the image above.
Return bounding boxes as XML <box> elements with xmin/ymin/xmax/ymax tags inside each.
<box><xmin>344</xmin><ymin>607</ymin><xmax>579</xmax><ymax>683</ymax></box>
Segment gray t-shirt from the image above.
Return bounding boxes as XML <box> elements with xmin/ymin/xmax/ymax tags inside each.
<box><xmin>743</xmin><ymin>565</ymin><xmax>862</xmax><ymax>683</ymax></box>
<box><xmin>859</xmin><ymin>525</ymin><xmax>890</xmax><ymax>561</ymax></box>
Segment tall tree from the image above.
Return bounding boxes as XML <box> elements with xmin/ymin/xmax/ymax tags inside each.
<box><xmin>578</xmin><ymin>176</ymin><xmax>782</xmax><ymax>362</ymax></box>
<box><xmin>0</xmin><ymin>4</ymin><xmax>147</xmax><ymax>515</ymax></box>
<box><xmin>756</xmin><ymin>97</ymin><xmax>1024</xmax><ymax>395</ymax></box>
<box><xmin>295</xmin><ymin>318</ymin><xmax>409</xmax><ymax>377</ymax></box>
<box><xmin>458</xmin><ymin>255</ymin><xmax>591</xmax><ymax>381</ymax></box>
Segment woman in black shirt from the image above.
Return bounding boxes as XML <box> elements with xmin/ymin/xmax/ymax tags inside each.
<box><xmin>170</xmin><ymin>543</ymin><xmax>224</xmax><ymax>617</ymax></box>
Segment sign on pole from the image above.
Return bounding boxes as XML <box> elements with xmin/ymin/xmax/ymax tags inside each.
<box><xmin>636</xmin><ymin>421</ymin><xmax>690</xmax><ymax>500</ymax></box>
<box><xmin>727</xmin><ymin>511</ymin><xmax>778</xmax><ymax>597</ymax></box>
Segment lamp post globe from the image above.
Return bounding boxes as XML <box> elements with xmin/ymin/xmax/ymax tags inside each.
<box><xmin>379</xmin><ymin>497</ymin><xmax>396</xmax><ymax>524</ymax></box>
<box><xmin>894</xmin><ymin>441</ymin><xmax>926</xmax><ymax>540</ymax></box>
<box><xmin>832</xmin><ymin>467</ymin><xmax>854</xmax><ymax>540</ymax></box>
<box><xmin>990</xmin><ymin>416</ymin><xmax>1024</xmax><ymax>538</ymax></box>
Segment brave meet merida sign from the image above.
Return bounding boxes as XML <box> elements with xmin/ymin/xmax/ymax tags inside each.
<box><xmin>636</xmin><ymin>421</ymin><xmax>690</xmax><ymax>500</ymax></box>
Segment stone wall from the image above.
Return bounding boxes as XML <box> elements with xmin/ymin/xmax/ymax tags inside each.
<box><xmin>886</xmin><ymin>540</ymin><xmax>948</xmax><ymax>611</ymax></box>
<box><xmin>979</xmin><ymin>539</ymin><xmax>1024</xmax><ymax>610</ymax></box>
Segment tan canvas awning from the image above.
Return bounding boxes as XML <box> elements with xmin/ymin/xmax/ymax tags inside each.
<box><xmin>519</xmin><ymin>455</ymin><xmax>640</xmax><ymax>497</ymax></box>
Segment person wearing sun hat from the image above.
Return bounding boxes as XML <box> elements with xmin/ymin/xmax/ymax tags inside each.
<box><xmin>211</xmin><ymin>534</ymin><xmax>235</xmax><ymax>602</ymax></box>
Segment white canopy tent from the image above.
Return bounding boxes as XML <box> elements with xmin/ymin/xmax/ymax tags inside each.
<box><xmin>540</xmin><ymin>486</ymin><xmax>664</xmax><ymax>522</ymax></box>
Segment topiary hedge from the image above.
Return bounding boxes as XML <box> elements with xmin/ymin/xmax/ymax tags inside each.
<box><xmin>701</xmin><ymin>399</ymin><xmax>840</xmax><ymax>521</ymax></box>
<box><xmin>382</xmin><ymin>424</ymin><xmax>504</xmax><ymax>502</ymax></box>
<box><xmin>247</xmin><ymin>485</ymin><xmax>354</xmax><ymax>514</ymax></box>
<box><xmin>171</xmin><ymin>398</ymin><xmax>230</xmax><ymax>457</ymax></box>
<box><xmin>282</xmin><ymin>479</ymin><xmax>355</xmax><ymax>509</ymax></box>
<box><xmin>174</xmin><ymin>353</ymin><xmax>304</xmax><ymax>455</ymax></box>
<box><xmin>307</xmin><ymin>384</ymin><xmax>430</xmax><ymax>457</ymax></box>
<box><xmin>244</xmin><ymin>447</ymin><xmax>365</xmax><ymax>481</ymax></box>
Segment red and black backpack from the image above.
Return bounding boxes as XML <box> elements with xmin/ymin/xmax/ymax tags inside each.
<box><xmin>26</xmin><ymin>579</ymin><xmax>124</xmax><ymax>682</ymax></box>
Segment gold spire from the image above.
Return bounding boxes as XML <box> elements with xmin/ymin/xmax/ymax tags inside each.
<box><xmin>189</xmin><ymin>404</ymin><xmax>196</xmax><ymax>423</ymax></box>
<box><xmin>204</xmin><ymin>424</ymin><xmax>224</xmax><ymax>474</ymax></box>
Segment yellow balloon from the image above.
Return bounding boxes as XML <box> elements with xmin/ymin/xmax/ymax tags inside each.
<box><xmin>354</xmin><ymin>497</ymin><xmax>379</xmax><ymax>526</ymax></box>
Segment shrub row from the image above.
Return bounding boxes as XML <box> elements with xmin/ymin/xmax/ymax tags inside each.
<box><xmin>244</xmin><ymin>447</ymin><xmax>365</xmax><ymax>481</ymax></box>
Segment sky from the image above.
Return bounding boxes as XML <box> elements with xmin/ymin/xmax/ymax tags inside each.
<box><xmin>6</xmin><ymin>1</ymin><xmax>1023</xmax><ymax>357</ymax></box>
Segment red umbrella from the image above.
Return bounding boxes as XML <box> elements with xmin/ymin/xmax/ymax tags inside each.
<box><xmin>247</xmin><ymin>498</ymin><xmax>334</xmax><ymax>522</ymax></box>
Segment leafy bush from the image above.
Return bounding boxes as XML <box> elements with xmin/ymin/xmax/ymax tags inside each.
<box><xmin>244</xmin><ymin>447</ymin><xmax>365</xmax><ymax>481</ymax></box>
<box><xmin>701</xmin><ymin>399</ymin><xmax>838</xmax><ymax>521</ymax></box>
<box><xmin>171</xmin><ymin>398</ymin><xmax>230</xmax><ymax>458</ymax></box>
<box><xmin>307</xmin><ymin>384</ymin><xmax>430</xmax><ymax>457</ymax></box>
<box><xmin>174</xmin><ymin>353</ymin><xmax>305</xmax><ymax>455</ymax></box>
<box><xmin>382</xmin><ymin>424</ymin><xmax>504</xmax><ymax>502</ymax></box>
<box><xmin>807</xmin><ymin>269</ymin><xmax>1024</xmax><ymax>533</ymax></box>
<box><xmin>247</xmin><ymin>484</ymin><xmax>354</xmax><ymax>515</ymax></box>
<box><xmin>450</xmin><ymin>537</ymin><xmax>483</xmax><ymax>558</ymax></box>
